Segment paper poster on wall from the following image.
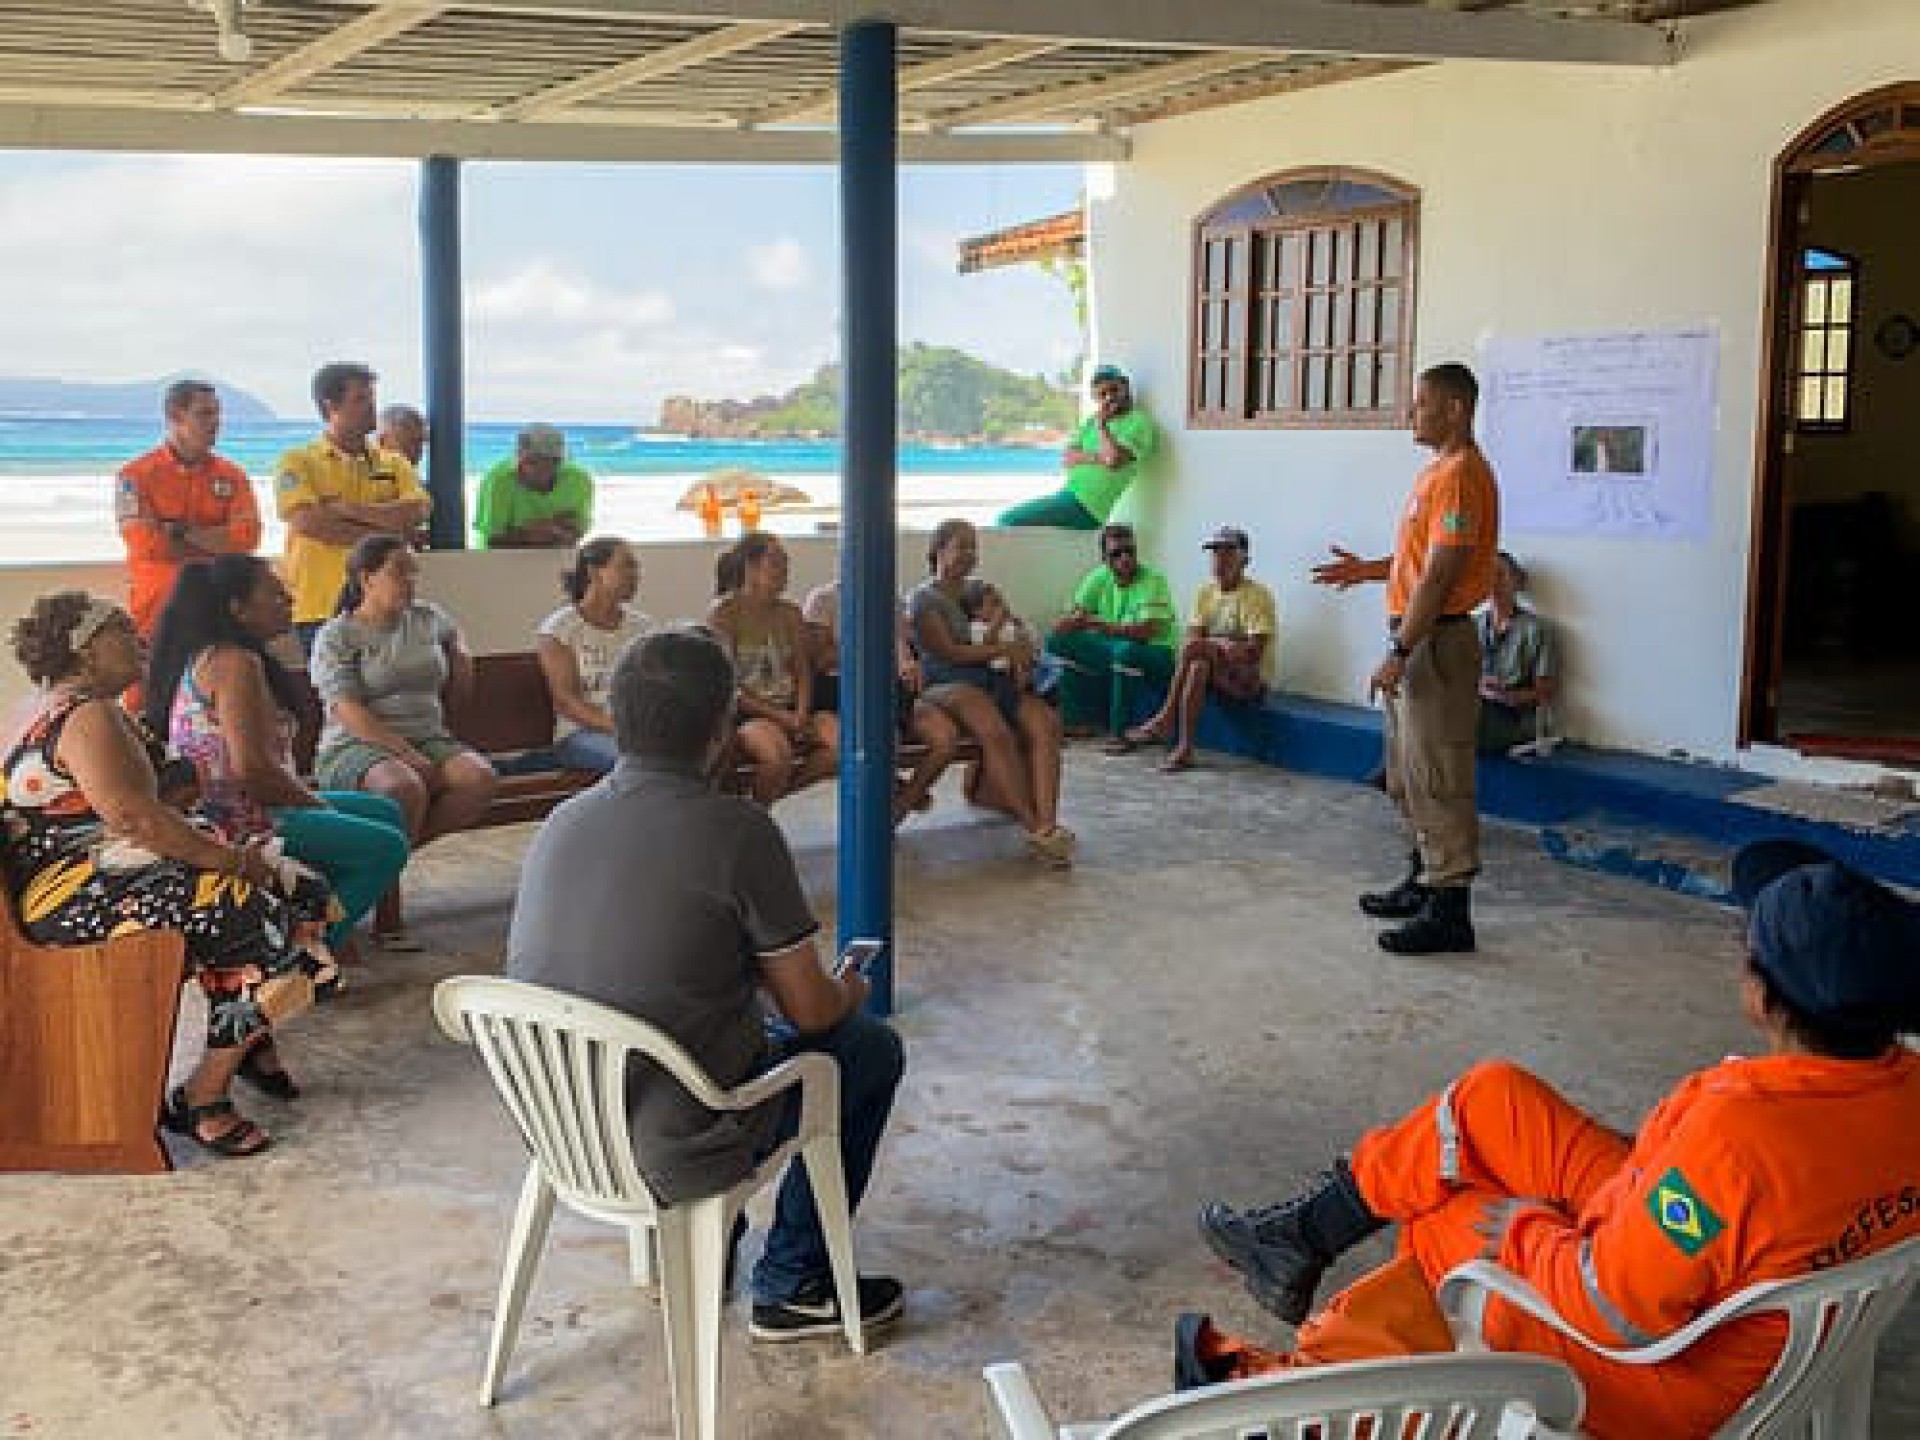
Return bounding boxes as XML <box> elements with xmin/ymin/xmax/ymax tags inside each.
<box><xmin>1479</xmin><ymin>328</ymin><xmax>1718</xmax><ymax>541</ymax></box>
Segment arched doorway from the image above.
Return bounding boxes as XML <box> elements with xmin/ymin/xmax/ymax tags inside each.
<box><xmin>1742</xmin><ymin>84</ymin><xmax>1920</xmax><ymax>761</ymax></box>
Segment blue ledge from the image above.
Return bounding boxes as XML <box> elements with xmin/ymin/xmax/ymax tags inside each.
<box><xmin>1140</xmin><ymin>689</ymin><xmax>1920</xmax><ymax>894</ymax></box>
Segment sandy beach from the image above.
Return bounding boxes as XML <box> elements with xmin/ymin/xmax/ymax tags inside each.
<box><xmin>0</xmin><ymin>468</ymin><xmax>1057</xmax><ymax>565</ymax></box>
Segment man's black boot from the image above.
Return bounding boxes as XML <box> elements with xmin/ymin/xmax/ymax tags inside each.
<box><xmin>1196</xmin><ymin>1158</ymin><xmax>1386</xmax><ymax>1325</ymax></box>
<box><xmin>1358</xmin><ymin>851</ymin><xmax>1427</xmax><ymax>919</ymax></box>
<box><xmin>1378</xmin><ymin>884</ymin><xmax>1476</xmax><ymax>955</ymax></box>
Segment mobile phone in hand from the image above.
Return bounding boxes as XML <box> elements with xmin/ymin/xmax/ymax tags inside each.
<box><xmin>834</xmin><ymin>939</ymin><xmax>885</xmax><ymax>979</ymax></box>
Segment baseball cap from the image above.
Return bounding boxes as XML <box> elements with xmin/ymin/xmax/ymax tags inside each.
<box><xmin>1089</xmin><ymin>364</ymin><xmax>1129</xmax><ymax>388</ymax></box>
<box><xmin>1732</xmin><ymin>838</ymin><xmax>1920</xmax><ymax>1032</ymax></box>
<box><xmin>1201</xmin><ymin>526</ymin><xmax>1250</xmax><ymax>553</ymax></box>
<box><xmin>518</xmin><ymin>423</ymin><xmax>567</xmax><ymax>461</ymax></box>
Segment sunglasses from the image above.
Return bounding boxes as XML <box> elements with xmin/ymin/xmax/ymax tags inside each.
<box><xmin>1106</xmin><ymin>544</ymin><xmax>1137</xmax><ymax>559</ymax></box>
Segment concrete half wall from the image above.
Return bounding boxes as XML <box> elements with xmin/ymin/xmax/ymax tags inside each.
<box><xmin>0</xmin><ymin>526</ymin><xmax>1093</xmax><ymax>715</ymax></box>
<box><xmin>1087</xmin><ymin>0</ymin><xmax>1919</xmax><ymax>768</ymax></box>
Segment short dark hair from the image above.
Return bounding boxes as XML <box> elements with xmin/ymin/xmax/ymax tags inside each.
<box><xmin>611</xmin><ymin>627</ymin><xmax>735</xmax><ymax>765</ymax></box>
<box><xmin>1419</xmin><ymin>362</ymin><xmax>1479</xmax><ymax>411</ymax></box>
<box><xmin>1746</xmin><ymin>956</ymin><xmax>1899</xmax><ymax>1060</ymax></box>
<box><xmin>312</xmin><ymin>361</ymin><xmax>376</xmax><ymax>420</ymax></box>
<box><xmin>1099</xmin><ymin>522</ymin><xmax>1135</xmax><ymax>556</ymax></box>
<box><xmin>715</xmin><ymin>531</ymin><xmax>778</xmax><ymax>597</ymax></box>
<box><xmin>163</xmin><ymin>379</ymin><xmax>216</xmax><ymax>418</ymax></box>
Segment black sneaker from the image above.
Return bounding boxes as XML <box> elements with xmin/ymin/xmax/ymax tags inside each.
<box><xmin>748</xmin><ymin>1274</ymin><xmax>904</xmax><ymax>1342</ymax></box>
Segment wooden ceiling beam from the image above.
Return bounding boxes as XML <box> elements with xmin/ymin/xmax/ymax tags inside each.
<box><xmin>486</xmin><ymin>19</ymin><xmax>804</xmax><ymax>119</ymax></box>
<box><xmin>210</xmin><ymin>3</ymin><xmax>451</xmax><ymax>110</ymax></box>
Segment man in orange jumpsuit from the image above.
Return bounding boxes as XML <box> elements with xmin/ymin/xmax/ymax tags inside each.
<box><xmin>116</xmin><ymin>378</ymin><xmax>262</xmax><ymax>634</ymax></box>
<box><xmin>1192</xmin><ymin>838</ymin><xmax>1920</xmax><ymax>1439</ymax></box>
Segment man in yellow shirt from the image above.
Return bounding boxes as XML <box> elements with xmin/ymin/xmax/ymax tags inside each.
<box><xmin>276</xmin><ymin>362</ymin><xmax>431</xmax><ymax>652</ymax></box>
<box><xmin>1124</xmin><ymin>526</ymin><xmax>1277</xmax><ymax>773</ymax></box>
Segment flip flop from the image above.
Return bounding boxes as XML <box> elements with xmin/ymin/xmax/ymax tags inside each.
<box><xmin>373</xmin><ymin>930</ymin><xmax>425</xmax><ymax>953</ymax></box>
<box><xmin>1101</xmin><ymin>737</ymin><xmax>1137</xmax><ymax>756</ymax></box>
<box><xmin>1159</xmin><ymin>752</ymin><xmax>1197</xmax><ymax>774</ymax></box>
<box><xmin>1123</xmin><ymin>723</ymin><xmax>1167</xmax><ymax>745</ymax></box>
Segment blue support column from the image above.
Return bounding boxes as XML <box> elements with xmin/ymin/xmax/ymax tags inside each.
<box><xmin>836</xmin><ymin>21</ymin><xmax>898</xmax><ymax>1015</ymax></box>
<box><xmin>420</xmin><ymin>155</ymin><xmax>467</xmax><ymax>550</ymax></box>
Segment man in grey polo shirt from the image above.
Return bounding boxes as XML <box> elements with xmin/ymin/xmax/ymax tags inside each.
<box><xmin>507</xmin><ymin>626</ymin><xmax>906</xmax><ymax>1340</ymax></box>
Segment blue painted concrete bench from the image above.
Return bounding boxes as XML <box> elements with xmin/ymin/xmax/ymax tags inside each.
<box><xmin>1129</xmin><ymin>687</ymin><xmax>1920</xmax><ymax>894</ymax></box>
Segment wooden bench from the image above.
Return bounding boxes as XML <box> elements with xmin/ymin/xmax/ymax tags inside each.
<box><xmin>0</xmin><ymin>887</ymin><xmax>186</xmax><ymax>1175</ymax></box>
<box><xmin>292</xmin><ymin>652</ymin><xmax>601</xmax><ymax>830</ymax></box>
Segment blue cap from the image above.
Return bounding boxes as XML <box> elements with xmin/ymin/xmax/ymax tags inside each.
<box><xmin>1732</xmin><ymin>839</ymin><xmax>1920</xmax><ymax>1031</ymax></box>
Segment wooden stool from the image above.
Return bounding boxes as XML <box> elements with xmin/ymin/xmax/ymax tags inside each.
<box><xmin>0</xmin><ymin>888</ymin><xmax>186</xmax><ymax>1175</ymax></box>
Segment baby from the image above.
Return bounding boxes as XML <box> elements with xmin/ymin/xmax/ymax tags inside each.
<box><xmin>969</xmin><ymin>584</ymin><xmax>1063</xmax><ymax>697</ymax></box>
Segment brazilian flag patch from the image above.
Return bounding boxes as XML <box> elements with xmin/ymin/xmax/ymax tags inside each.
<box><xmin>1648</xmin><ymin>1168</ymin><xmax>1725</xmax><ymax>1257</ymax></box>
<box><xmin>1441</xmin><ymin>509</ymin><xmax>1470</xmax><ymax>534</ymax></box>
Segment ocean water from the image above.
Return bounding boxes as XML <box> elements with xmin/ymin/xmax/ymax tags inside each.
<box><xmin>0</xmin><ymin>418</ymin><xmax>1062</xmax><ymax>561</ymax></box>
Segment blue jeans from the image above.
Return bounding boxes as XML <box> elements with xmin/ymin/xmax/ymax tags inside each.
<box><xmin>273</xmin><ymin>792</ymin><xmax>411</xmax><ymax>947</ymax></box>
<box><xmin>552</xmin><ymin>728</ymin><xmax>620</xmax><ymax>773</ymax></box>
<box><xmin>750</xmin><ymin>1010</ymin><xmax>906</xmax><ymax>1304</ymax></box>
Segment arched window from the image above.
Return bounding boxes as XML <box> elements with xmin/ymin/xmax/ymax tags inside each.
<box><xmin>1189</xmin><ymin>167</ymin><xmax>1418</xmax><ymax>428</ymax></box>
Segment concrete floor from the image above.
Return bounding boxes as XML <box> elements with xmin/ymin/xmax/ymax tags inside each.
<box><xmin>2</xmin><ymin>750</ymin><xmax>1915</xmax><ymax>1438</ymax></box>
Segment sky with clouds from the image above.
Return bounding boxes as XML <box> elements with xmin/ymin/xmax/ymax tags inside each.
<box><xmin>0</xmin><ymin>152</ymin><xmax>1084</xmax><ymax>423</ymax></box>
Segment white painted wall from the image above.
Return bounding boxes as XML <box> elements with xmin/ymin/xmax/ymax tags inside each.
<box><xmin>1090</xmin><ymin>0</ymin><xmax>1919</xmax><ymax>766</ymax></box>
<box><xmin>0</xmin><ymin>527</ymin><xmax>1092</xmax><ymax>716</ymax></box>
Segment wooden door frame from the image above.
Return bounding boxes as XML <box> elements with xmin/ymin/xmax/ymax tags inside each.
<box><xmin>1739</xmin><ymin>81</ymin><xmax>1920</xmax><ymax>746</ymax></box>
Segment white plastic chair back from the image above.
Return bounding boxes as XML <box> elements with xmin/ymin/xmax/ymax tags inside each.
<box><xmin>1441</xmin><ymin>1233</ymin><xmax>1920</xmax><ymax>1439</ymax></box>
<box><xmin>984</xmin><ymin>1352</ymin><xmax>1585</xmax><ymax>1440</ymax></box>
<box><xmin>433</xmin><ymin>974</ymin><xmax>710</xmax><ymax>1223</ymax></box>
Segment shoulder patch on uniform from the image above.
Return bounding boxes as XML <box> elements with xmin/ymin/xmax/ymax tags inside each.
<box><xmin>1441</xmin><ymin>509</ymin><xmax>1471</xmax><ymax>534</ymax></box>
<box><xmin>1649</xmin><ymin>1168</ymin><xmax>1725</xmax><ymax>1257</ymax></box>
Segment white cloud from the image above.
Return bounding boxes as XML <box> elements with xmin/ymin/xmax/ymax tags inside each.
<box><xmin>471</xmin><ymin>261</ymin><xmax>674</xmax><ymax>328</ymax></box>
<box><xmin>746</xmin><ymin>238</ymin><xmax>810</xmax><ymax>292</ymax></box>
<box><xmin>0</xmin><ymin>155</ymin><xmax>422</xmax><ymax>414</ymax></box>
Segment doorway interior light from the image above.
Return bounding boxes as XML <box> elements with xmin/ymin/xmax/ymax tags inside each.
<box><xmin>188</xmin><ymin>0</ymin><xmax>253</xmax><ymax>63</ymax></box>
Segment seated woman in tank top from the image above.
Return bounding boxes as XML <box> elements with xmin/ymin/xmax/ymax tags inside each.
<box><xmin>707</xmin><ymin>532</ymin><xmax>837</xmax><ymax>806</ymax></box>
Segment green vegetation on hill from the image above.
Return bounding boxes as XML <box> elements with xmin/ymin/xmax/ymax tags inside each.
<box><xmin>662</xmin><ymin>344</ymin><xmax>1077</xmax><ymax>442</ymax></box>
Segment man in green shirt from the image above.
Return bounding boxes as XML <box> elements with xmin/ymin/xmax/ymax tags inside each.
<box><xmin>1000</xmin><ymin>364</ymin><xmax>1160</xmax><ymax>529</ymax></box>
<box><xmin>1045</xmin><ymin>522</ymin><xmax>1178</xmax><ymax>742</ymax></box>
<box><xmin>473</xmin><ymin>423</ymin><xmax>595</xmax><ymax>549</ymax></box>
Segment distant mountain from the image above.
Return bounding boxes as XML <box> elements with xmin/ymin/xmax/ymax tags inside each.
<box><xmin>660</xmin><ymin>343</ymin><xmax>1076</xmax><ymax>444</ymax></box>
<box><xmin>0</xmin><ymin>373</ymin><xmax>278</xmax><ymax>422</ymax></box>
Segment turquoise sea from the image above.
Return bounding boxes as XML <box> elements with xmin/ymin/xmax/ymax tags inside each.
<box><xmin>0</xmin><ymin>418</ymin><xmax>1061</xmax><ymax>560</ymax></box>
<box><xmin>0</xmin><ymin>417</ymin><xmax>1058</xmax><ymax>479</ymax></box>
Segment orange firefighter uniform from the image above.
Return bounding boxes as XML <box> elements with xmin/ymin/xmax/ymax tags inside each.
<box><xmin>116</xmin><ymin>445</ymin><xmax>262</xmax><ymax>634</ymax></box>
<box><xmin>1323</xmin><ymin>1053</ymin><xmax>1920</xmax><ymax>1438</ymax></box>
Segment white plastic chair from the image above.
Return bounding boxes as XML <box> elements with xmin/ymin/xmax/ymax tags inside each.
<box><xmin>983</xmin><ymin>1351</ymin><xmax>1586</xmax><ymax>1440</ymax></box>
<box><xmin>433</xmin><ymin>976</ymin><xmax>864</xmax><ymax>1440</ymax></box>
<box><xmin>1438</xmin><ymin>1234</ymin><xmax>1920</xmax><ymax>1439</ymax></box>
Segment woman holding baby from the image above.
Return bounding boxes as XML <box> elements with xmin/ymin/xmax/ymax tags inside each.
<box><xmin>908</xmin><ymin>518</ymin><xmax>1074</xmax><ymax>867</ymax></box>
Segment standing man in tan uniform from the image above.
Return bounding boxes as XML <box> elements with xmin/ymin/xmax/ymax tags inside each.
<box><xmin>1312</xmin><ymin>363</ymin><xmax>1499</xmax><ymax>954</ymax></box>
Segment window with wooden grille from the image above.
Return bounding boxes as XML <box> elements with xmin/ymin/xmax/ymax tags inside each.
<box><xmin>1190</xmin><ymin>169</ymin><xmax>1417</xmax><ymax>429</ymax></box>
<box><xmin>1793</xmin><ymin>247</ymin><xmax>1855</xmax><ymax>430</ymax></box>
